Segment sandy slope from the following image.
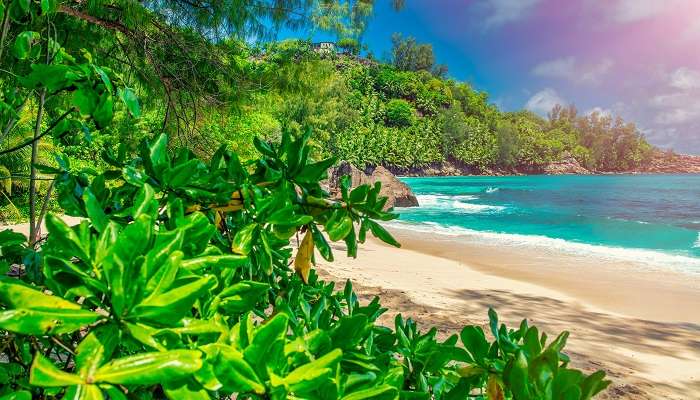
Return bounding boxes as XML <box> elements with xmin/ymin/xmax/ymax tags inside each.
<box><xmin>316</xmin><ymin>229</ymin><xmax>700</xmax><ymax>400</ymax></box>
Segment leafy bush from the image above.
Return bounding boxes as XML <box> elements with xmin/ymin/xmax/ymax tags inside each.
<box><xmin>385</xmin><ymin>99</ymin><xmax>416</xmax><ymax>128</ymax></box>
<box><xmin>453</xmin><ymin>117</ymin><xmax>498</xmax><ymax>171</ymax></box>
<box><xmin>0</xmin><ymin>131</ymin><xmax>610</xmax><ymax>399</ymax></box>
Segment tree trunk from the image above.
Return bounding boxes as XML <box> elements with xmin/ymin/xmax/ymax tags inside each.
<box><xmin>29</xmin><ymin>90</ymin><xmax>46</xmax><ymax>246</ymax></box>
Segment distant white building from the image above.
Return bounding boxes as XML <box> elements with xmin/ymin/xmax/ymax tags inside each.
<box><xmin>312</xmin><ymin>42</ymin><xmax>336</xmax><ymax>54</ymax></box>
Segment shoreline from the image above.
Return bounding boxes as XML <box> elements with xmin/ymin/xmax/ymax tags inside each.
<box><xmin>387</xmin><ymin>224</ymin><xmax>700</xmax><ymax>323</ymax></box>
<box><xmin>317</xmin><ymin>228</ymin><xmax>700</xmax><ymax>399</ymax></box>
<box><xmin>397</xmin><ymin>171</ymin><xmax>700</xmax><ymax>177</ymax></box>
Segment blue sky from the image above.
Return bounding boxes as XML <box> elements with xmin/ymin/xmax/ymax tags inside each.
<box><xmin>286</xmin><ymin>0</ymin><xmax>700</xmax><ymax>154</ymax></box>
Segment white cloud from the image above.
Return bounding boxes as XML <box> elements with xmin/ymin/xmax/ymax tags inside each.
<box><xmin>654</xmin><ymin>109</ymin><xmax>700</xmax><ymax>125</ymax></box>
<box><xmin>482</xmin><ymin>0</ymin><xmax>542</xmax><ymax>27</ymax></box>
<box><xmin>649</xmin><ymin>91</ymin><xmax>700</xmax><ymax>125</ymax></box>
<box><xmin>525</xmin><ymin>88</ymin><xmax>566</xmax><ymax>115</ymax></box>
<box><xmin>532</xmin><ymin>57</ymin><xmax>575</xmax><ymax>79</ymax></box>
<box><xmin>683</xmin><ymin>18</ymin><xmax>700</xmax><ymax>41</ymax></box>
<box><xmin>669</xmin><ymin>67</ymin><xmax>700</xmax><ymax>90</ymax></box>
<box><xmin>532</xmin><ymin>56</ymin><xmax>613</xmax><ymax>85</ymax></box>
<box><xmin>585</xmin><ymin>107</ymin><xmax>613</xmax><ymax>118</ymax></box>
<box><xmin>610</xmin><ymin>0</ymin><xmax>668</xmax><ymax>23</ymax></box>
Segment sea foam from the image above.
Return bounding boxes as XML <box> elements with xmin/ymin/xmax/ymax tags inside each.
<box><xmin>387</xmin><ymin>220</ymin><xmax>700</xmax><ymax>273</ymax></box>
<box><xmin>414</xmin><ymin>194</ymin><xmax>505</xmax><ymax>214</ymax></box>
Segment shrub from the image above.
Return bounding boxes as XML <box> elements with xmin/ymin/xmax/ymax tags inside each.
<box><xmin>385</xmin><ymin>99</ymin><xmax>416</xmax><ymax>128</ymax></box>
<box><xmin>453</xmin><ymin>117</ymin><xmax>499</xmax><ymax>171</ymax></box>
<box><xmin>0</xmin><ymin>132</ymin><xmax>611</xmax><ymax>399</ymax></box>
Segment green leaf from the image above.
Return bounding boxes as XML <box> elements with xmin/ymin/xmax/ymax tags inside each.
<box><xmin>341</xmin><ymin>385</ymin><xmax>399</xmax><ymax>400</ymax></box>
<box><xmin>507</xmin><ymin>350</ymin><xmax>531</xmax><ymax>400</ymax></box>
<box><xmin>202</xmin><ymin>344</ymin><xmax>265</xmax><ymax>394</ymax></box>
<box><xmin>488</xmin><ymin>307</ymin><xmax>499</xmax><ymax>340</ymax></box>
<box><xmin>217</xmin><ymin>281</ymin><xmax>269</xmax><ymax>314</ymax></box>
<box><xmin>132</xmin><ymin>275</ymin><xmax>217</xmax><ymax>325</ymax></box>
<box><xmin>143</xmin><ymin>134</ymin><xmax>170</xmax><ymax>178</ymax></box>
<box><xmin>45</xmin><ymin>214</ymin><xmax>91</xmax><ymax>262</ymax></box>
<box><xmin>326</xmin><ymin>212</ymin><xmax>353</xmax><ymax>241</ymax></box>
<box><xmin>125</xmin><ymin>322</ymin><xmax>166</xmax><ymax>351</ymax></box>
<box><xmin>118</xmin><ymin>87</ymin><xmax>141</xmax><ymax>117</ymax></box>
<box><xmin>40</xmin><ymin>0</ymin><xmax>57</xmax><ymax>14</ymax></box>
<box><xmin>29</xmin><ymin>354</ymin><xmax>83</xmax><ymax>387</ymax></box>
<box><xmin>64</xmin><ymin>384</ymin><xmax>104</xmax><ymax>400</ymax></box>
<box><xmin>0</xmin><ymin>308</ymin><xmax>101</xmax><ymax>335</ymax></box>
<box><xmin>295</xmin><ymin>157</ymin><xmax>336</xmax><ymax>183</ymax></box>
<box><xmin>330</xmin><ymin>315</ymin><xmax>369</xmax><ymax>350</ymax></box>
<box><xmin>580</xmin><ymin>371</ymin><xmax>611</xmax><ymax>400</ymax></box>
<box><xmin>349</xmin><ymin>185</ymin><xmax>370</xmax><ymax>204</ymax></box>
<box><xmin>131</xmin><ymin>183</ymin><xmax>158</xmax><ymax>220</ymax></box>
<box><xmin>83</xmin><ymin>188</ymin><xmax>108</xmax><ymax>233</ymax></box>
<box><xmin>102</xmin><ymin>214</ymin><xmax>152</xmax><ymax>317</ymax></box>
<box><xmin>0</xmin><ymin>391</ymin><xmax>32</xmax><ymax>400</ymax></box>
<box><xmin>75</xmin><ymin>329</ymin><xmax>119</xmax><ymax>381</ymax></box>
<box><xmin>20</xmin><ymin>64</ymin><xmax>79</xmax><ymax>92</ymax></box>
<box><xmin>12</xmin><ymin>31</ymin><xmax>38</xmax><ymax>60</ymax></box>
<box><xmin>311</xmin><ymin>224</ymin><xmax>334</xmax><ymax>262</ymax></box>
<box><xmin>366</xmin><ymin>220</ymin><xmax>400</xmax><ymax>247</ymax></box>
<box><xmin>93</xmin><ymin>92</ymin><xmax>114</xmax><ymax>129</ymax></box>
<box><xmin>243</xmin><ymin>313</ymin><xmax>288</xmax><ymax>376</ymax></box>
<box><xmin>93</xmin><ymin>350</ymin><xmax>203</xmax><ymax>385</ymax></box>
<box><xmin>276</xmin><ymin>349</ymin><xmax>342</xmax><ymax>393</ymax></box>
<box><xmin>163</xmin><ymin>159</ymin><xmax>201</xmax><ymax>188</ymax></box>
<box><xmin>0</xmin><ymin>280</ymin><xmax>81</xmax><ymax>310</ymax></box>
<box><xmin>17</xmin><ymin>0</ymin><xmax>30</xmax><ymax>13</ymax></box>
<box><xmin>253</xmin><ymin>137</ymin><xmax>276</xmax><ymax>158</ymax></box>
<box><xmin>231</xmin><ymin>223</ymin><xmax>257</xmax><ymax>255</ymax></box>
<box><xmin>72</xmin><ymin>88</ymin><xmax>99</xmax><ymax>116</ymax></box>
<box><xmin>180</xmin><ymin>254</ymin><xmax>248</xmax><ymax>272</ymax></box>
<box><xmin>144</xmin><ymin>250</ymin><xmax>182</xmax><ymax>297</ymax></box>
<box><xmin>163</xmin><ymin>378</ymin><xmax>211</xmax><ymax>400</ymax></box>
<box><xmin>460</xmin><ymin>326</ymin><xmax>489</xmax><ymax>364</ymax></box>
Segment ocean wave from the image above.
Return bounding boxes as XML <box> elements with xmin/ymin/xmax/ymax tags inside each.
<box><xmin>387</xmin><ymin>220</ymin><xmax>700</xmax><ymax>273</ymax></box>
<box><xmin>412</xmin><ymin>194</ymin><xmax>505</xmax><ymax>214</ymax></box>
<box><xmin>415</xmin><ymin>194</ymin><xmax>478</xmax><ymax>204</ymax></box>
<box><xmin>485</xmin><ymin>187</ymin><xmax>499</xmax><ymax>193</ymax></box>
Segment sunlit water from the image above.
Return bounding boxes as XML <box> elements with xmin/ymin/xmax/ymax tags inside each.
<box><xmin>392</xmin><ymin>175</ymin><xmax>700</xmax><ymax>273</ymax></box>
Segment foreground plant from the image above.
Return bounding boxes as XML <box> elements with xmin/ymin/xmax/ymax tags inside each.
<box><xmin>0</xmin><ymin>129</ymin><xmax>610</xmax><ymax>399</ymax></box>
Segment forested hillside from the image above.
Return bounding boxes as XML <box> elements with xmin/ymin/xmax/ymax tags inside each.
<box><xmin>195</xmin><ymin>37</ymin><xmax>656</xmax><ymax>174</ymax></box>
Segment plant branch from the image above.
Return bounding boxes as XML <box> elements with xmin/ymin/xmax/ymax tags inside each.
<box><xmin>33</xmin><ymin>179</ymin><xmax>57</xmax><ymax>247</ymax></box>
<box><xmin>29</xmin><ymin>90</ymin><xmax>47</xmax><ymax>245</ymax></box>
<box><xmin>0</xmin><ymin>108</ymin><xmax>75</xmax><ymax>156</ymax></box>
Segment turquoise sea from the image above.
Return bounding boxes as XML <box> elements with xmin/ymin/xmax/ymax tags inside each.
<box><xmin>393</xmin><ymin>175</ymin><xmax>700</xmax><ymax>272</ymax></box>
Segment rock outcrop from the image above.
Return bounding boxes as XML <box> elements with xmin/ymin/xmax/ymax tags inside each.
<box><xmin>325</xmin><ymin>162</ymin><xmax>419</xmax><ymax>210</ymax></box>
<box><xmin>369</xmin><ymin>166</ymin><xmax>420</xmax><ymax>208</ymax></box>
<box><xmin>543</xmin><ymin>153</ymin><xmax>591</xmax><ymax>175</ymax></box>
<box><xmin>636</xmin><ymin>153</ymin><xmax>700</xmax><ymax>174</ymax></box>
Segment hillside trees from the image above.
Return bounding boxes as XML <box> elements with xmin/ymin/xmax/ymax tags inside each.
<box><xmin>385</xmin><ymin>99</ymin><xmax>415</xmax><ymax>127</ymax></box>
<box><xmin>391</xmin><ymin>33</ymin><xmax>448</xmax><ymax>77</ymax></box>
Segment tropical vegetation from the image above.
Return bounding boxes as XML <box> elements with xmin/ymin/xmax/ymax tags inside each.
<box><xmin>0</xmin><ymin>1</ymin><xmax>617</xmax><ymax>398</ymax></box>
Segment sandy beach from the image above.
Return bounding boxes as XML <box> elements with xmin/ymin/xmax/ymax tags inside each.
<box><xmin>317</xmin><ymin>227</ymin><xmax>700</xmax><ymax>400</ymax></box>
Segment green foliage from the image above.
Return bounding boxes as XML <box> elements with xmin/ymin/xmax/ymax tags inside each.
<box><xmin>452</xmin><ymin>117</ymin><xmax>498</xmax><ymax>171</ymax></box>
<box><xmin>338</xmin><ymin>38</ymin><xmax>361</xmax><ymax>55</ymax></box>
<box><xmin>385</xmin><ymin>99</ymin><xmax>416</xmax><ymax>128</ymax></box>
<box><xmin>0</xmin><ymin>130</ymin><xmax>609</xmax><ymax>399</ymax></box>
<box><xmin>391</xmin><ymin>33</ymin><xmax>437</xmax><ymax>74</ymax></box>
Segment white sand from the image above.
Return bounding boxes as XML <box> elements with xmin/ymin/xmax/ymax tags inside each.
<box><xmin>318</xmin><ymin>229</ymin><xmax>700</xmax><ymax>400</ymax></box>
